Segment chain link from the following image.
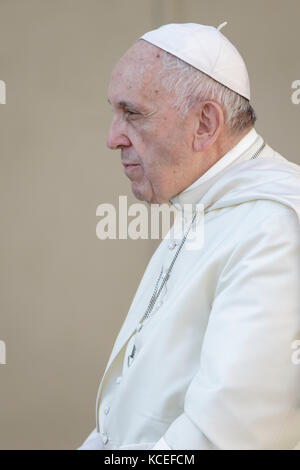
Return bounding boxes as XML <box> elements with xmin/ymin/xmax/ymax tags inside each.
<box><xmin>128</xmin><ymin>211</ymin><xmax>198</xmax><ymax>366</ymax></box>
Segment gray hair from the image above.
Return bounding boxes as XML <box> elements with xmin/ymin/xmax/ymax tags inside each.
<box><xmin>157</xmin><ymin>50</ymin><xmax>256</xmax><ymax>135</ymax></box>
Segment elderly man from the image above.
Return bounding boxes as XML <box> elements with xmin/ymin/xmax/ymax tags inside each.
<box><xmin>79</xmin><ymin>23</ymin><xmax>300</xmax><ymax>450</ymax></box>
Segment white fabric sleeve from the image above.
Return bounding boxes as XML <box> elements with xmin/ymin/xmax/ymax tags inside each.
<box><xmin>77</xmin><ymin>428</ymin><xmax>104</xmax><ymax>450</ymax></box>
<box><xmin>160</xmin><ymin>207</ymin><xmax>300</xmax><ymax>449</ymax></box>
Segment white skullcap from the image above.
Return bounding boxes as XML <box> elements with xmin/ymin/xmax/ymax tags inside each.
<box><xmin>140</xmin><ymin>22</ymin><xmax>251</xmax><ymax>100</ymax></box>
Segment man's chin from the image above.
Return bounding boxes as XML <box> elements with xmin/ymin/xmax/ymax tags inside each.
<box><xmin>131</xmin><ymin>182</ymin><xmax>152</xmax><ymax>203</ymax></box>
<box><xmin>131</xmin><ymin>184</ymin><xmax>167</xmax><ymax>205</ymax></box>
<box><xmin>131</xmin><ymin>186</ymin><xmax>148</xmax><ymax>202</ymax></box>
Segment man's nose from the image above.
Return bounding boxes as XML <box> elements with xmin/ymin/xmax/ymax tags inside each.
<box><xmin>106</xmin><ymin>117</ymin><xmax>131</xmax><ymax>150</ymax></box>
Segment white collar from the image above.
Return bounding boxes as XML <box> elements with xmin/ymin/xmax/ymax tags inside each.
<box><xmin>182</xmin><ymin>128</ymin><xmax>258</xmax><ymax>192</ymax></box>
<box><xmin>169</xmin><ymin>128</ymin><xmax>262</xmax><ymax>209</ymax></box>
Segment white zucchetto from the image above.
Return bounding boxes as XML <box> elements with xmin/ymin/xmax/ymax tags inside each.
<box><xmin>140</xmin><ymin>22</ymin><xmax>251</xmax><ymax>100</ymax></box>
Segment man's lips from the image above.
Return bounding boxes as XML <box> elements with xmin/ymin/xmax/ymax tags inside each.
<box><xmin>122</xmin><ymin>162</ymin><xmax>141</xmax><ymax>174</ymax></box>
<box><xmin>122</xmin><ymin>162</ymin><xmax>140</xmax><ymax>167</ymax></box>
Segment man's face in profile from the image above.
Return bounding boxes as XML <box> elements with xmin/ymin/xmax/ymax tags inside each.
<box><xmin>106</xmin><ymin>41</ymin><xmax>193</xmax><ymax>205</ymax></box>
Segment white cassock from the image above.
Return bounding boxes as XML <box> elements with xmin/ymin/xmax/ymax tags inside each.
<box><xmin>79</xmin><ymin>128</ymin><xmax>300</xmax><ymax>450</ymax></box>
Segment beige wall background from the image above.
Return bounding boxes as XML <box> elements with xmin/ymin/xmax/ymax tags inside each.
<box><xmin>0</xmin><ymin>0</ymin><xmax>299</xmax><ymax>450</ymax></box>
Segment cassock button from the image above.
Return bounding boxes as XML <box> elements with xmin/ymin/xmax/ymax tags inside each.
<box><xmin>168</xmin><ymin>240</ymin><xmax>177</xmax><ymax>250</ymax></box>
<box><xmin>128</xmin><ymin>355</ymin><xmax>134</xmax><ymax>367</ymax></box>
<box><xmin>102</xmin><ymin>433</ymin><xmax>109</xmax><ymax>445</ymax></box>
<box><xmin>136</xmin><ymin>322</ymin><xmax>143</xmax><ymax>332</ymax></box>
<box><xmin>104</xmin><ymin>406</ymin><xmax>110</xmax><ymax>415</ymax></box>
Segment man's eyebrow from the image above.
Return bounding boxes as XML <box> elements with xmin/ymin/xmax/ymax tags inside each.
<box><xmin>107</xmin><ymin>98</ymin><xmax>146</xmax><ymax>112</ymax></box>
<box><xmin>107</xmin><ymin>98</ymin><xmax>156</xmax><ymax>118</ymax></box>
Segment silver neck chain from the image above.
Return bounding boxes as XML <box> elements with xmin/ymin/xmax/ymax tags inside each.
<box><xmin>142</xmin><ymin>212</ymin><xmax>198</xmax><ymax>323</ymax></box>
<box><xmin>128</xmin><ymin>211</ymin><xmax>197</xmax><ymax>367</ymax></box>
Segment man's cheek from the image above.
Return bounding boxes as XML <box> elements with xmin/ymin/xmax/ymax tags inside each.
<box><xmin>129</xmin><ymin>127</ymin><xmax>149</xmax><ymax>154</ymax></box>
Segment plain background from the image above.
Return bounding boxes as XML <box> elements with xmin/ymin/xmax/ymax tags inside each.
<box><xmin>0</xmin><ymin>0</ymin><xmax>299</xmax><ymax>449</ymax></box>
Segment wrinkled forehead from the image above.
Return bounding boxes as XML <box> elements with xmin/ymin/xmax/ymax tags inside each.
<box><xmin>108</xmin><ymin>41</ymin><xmax>165</xmax><ymax>105</ymax></box>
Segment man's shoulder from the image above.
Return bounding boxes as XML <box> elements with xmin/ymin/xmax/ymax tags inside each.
<box><xmin>210</xmin><ymin>197</ymin><xmax>299</xmax><ymax>256</ymax></box>
<box><xmin>257</xmin><ymin>142</ymin><xmax>300</xmax><ymax>175</ymax></box>
<box><xmin>233</xmin><ymin>199</ymin><xmax>299</xmax><ymax>247</ymax></box>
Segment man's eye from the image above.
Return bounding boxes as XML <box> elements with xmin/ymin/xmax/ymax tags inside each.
<box><xmin>125</xmin><ymin>110</ymin><xmax>138</xmax><ymax>117</ymax></box>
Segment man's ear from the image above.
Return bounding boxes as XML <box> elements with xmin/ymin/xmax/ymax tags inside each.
<box><xmin>193</xmin><ymin>101</ymin><xmax>225</xmax><ymax>152</ymax></box>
